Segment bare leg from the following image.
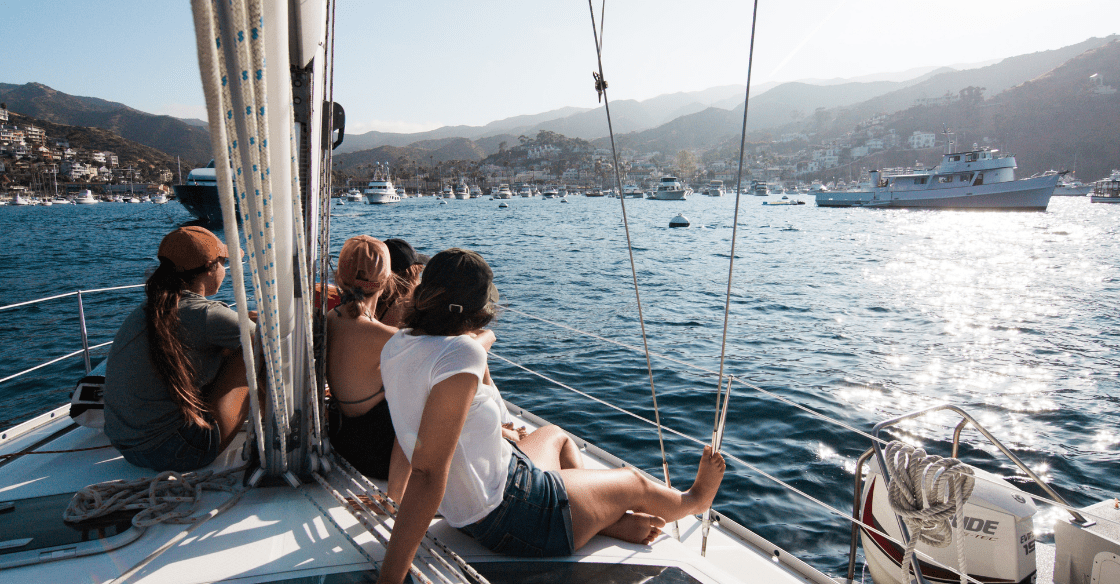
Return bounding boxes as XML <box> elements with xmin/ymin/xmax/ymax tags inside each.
<box><xmin>205</xmin><ymin>349</ymin><xmax>251</xmax><ymax>453</ymax></box>
<box><xmin>516</xmin><ymin>425</ymin><xmax>584</xmax><ymax>471</ymax></box>
<box><xmin>387</xmin><ymin>438</ymin><xmax>411</xmax><ymax>502</ymax></box>
<box><xmin>560</xmin><ymin>446</ymin><xmax>725</xmax><ymax>550</ymax></box>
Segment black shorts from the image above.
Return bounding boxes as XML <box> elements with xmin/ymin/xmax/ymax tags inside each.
<box><xmin>327</xmin><ymin>399</ymin><xmax>396</xmax><ymax>480</ymax></box>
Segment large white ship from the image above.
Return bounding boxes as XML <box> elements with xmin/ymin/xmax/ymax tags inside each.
<box><xmin>815</xmin><ymin>147</ymin><xmax>1058</xmax><ymax>210</ymax></box>
<box><xmin>649</xmin><ymin>176</ymin><xmax>691</xmax><ymax>200</ymax></box>
<box><xmin>364</xmin><ymin>165</ymin><xmax>400</xmax><ymax>204</ymax></box>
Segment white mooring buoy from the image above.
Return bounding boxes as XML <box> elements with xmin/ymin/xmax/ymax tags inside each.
<box><xmin>498</xmin><ymin>202</ymin><xmax>509</xmax><ymax>209</ymax></box>
<box><xmin>669</xmin><ymin>213</ymin><xmax>690</xmax><ymax>228</ymax></box>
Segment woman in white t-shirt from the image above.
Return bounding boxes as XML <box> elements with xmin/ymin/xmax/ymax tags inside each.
<box><xmin>377</xmin><ymin>248</ymin><xmax>726</xmax><ymax>584</ymax></box>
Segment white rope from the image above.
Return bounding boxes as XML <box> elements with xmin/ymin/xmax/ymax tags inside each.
<box><xmin>883</xmin><ymin>441</ymin><xmax>975</xmax><ymax>584</ymax></box>
<box><xmin>63</xmin><ymin>466</ymin><xmax>246</xmax><ymax>527</ymax></box>
<box><xmin>489</xmin><ymin>349</ymin><xmax>993</xmax><ymax>583</ymax></box>
<box><xmin>191</xmin><ymin>0</ymin><xmax>268</xmax><ymax>463</ymax></box>
<box><xmin>202</xmin><ymin>0</ymin><xmax>292</xmax><ymax>469</ymax></box>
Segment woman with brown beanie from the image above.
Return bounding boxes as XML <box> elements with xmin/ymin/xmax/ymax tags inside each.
<box><xmin>104</xmin><ymin>226</ymin><xmax>253</xmax><ymax>472</ymax></box>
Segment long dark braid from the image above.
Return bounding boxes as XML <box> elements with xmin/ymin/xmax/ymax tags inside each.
<box><xmin>145</xmin><ymin>259</ymin><xmax>214</xmax><ymax>428</ymax></box>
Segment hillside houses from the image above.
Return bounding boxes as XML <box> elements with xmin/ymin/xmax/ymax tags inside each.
<box><xmin>0</xmin><ymin>114</ymin><xmax>169</xmax><ymax>186</ymax></box>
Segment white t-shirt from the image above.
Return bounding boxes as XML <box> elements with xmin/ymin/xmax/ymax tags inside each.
<box><xmin>381</xmin><ymin>329</ymin><xmax>512</xmax><ymax>528</ymax></box>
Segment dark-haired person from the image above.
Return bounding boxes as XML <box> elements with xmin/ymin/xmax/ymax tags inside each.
<box><xmin>375</xmin><ymin>238</ymin><xmax>428</xmax><ymax>328</ymax></box>
<box><xmin>325</xmin><ymin>235</ymin><xmax>409</xmax><ymax>500</ymax></box>
<box><xmin>375</xmin><ymin>248</ymin><xmax>726</xmax><ymax>584</ymax></box>
<box><xmin>104</xmin><ymin>226</ymin><xmax>253</xmax><ymax>472</ymax></box>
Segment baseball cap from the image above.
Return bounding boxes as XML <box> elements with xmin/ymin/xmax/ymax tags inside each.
<box><xmin>337</xmin><ymin>235</ymin><xmax>391</xmax><ymax>292</ymax></box>
<box><xmin>157</xmin><ymin>226</ymin><xmax>229</xmax><ymax>272</ymax></box>
<box><xmin>384</xmin><ymin>238</ymin><xmax>430</xmax><ymax>274</ymax></box>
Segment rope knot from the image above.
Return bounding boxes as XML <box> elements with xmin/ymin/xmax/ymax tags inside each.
<box><xmin>592</xmin><ymin>72</ymin><xmax>608</xmax><ymax>103</ymax></box>
<box><xmin>883</xmin><ymin>441</ymin><xmax>975</xmax><ymax>584</ymax></box>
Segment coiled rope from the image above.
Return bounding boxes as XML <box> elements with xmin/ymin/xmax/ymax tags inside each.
<box><xmin>883</xmin><ymin>441</ymin><xmax>975</xmax><ymax>584</ymax></box>
<box><xmin>63</xmin><ymin>466</ymin><xmax>246</xmax><ymax>528</ymax></box>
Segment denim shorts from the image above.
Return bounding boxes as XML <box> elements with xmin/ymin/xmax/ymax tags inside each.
<box><xmin>460</xmin><ymin>444</ymin><xmax>575</xmax><ymax>557</ymax></box>
<box><xmin>121</xmin><ymin>415</ymin><xmax>222</xmax><ymax>472</ymax></box>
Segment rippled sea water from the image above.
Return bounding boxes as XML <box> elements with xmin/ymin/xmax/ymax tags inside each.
<box><xmin>1</xmin><ymin>194</ymin><xmax>1117</xmax><ymax>575</ymax></box>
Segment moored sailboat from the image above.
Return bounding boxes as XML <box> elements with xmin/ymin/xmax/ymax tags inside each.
<box><xmin>1</xmin><ymin>3</ymin><xmax>1117</xmax><ymax>584</ymax></box>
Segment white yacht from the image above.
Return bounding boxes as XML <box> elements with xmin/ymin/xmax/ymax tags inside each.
<box><xmin>621</xmin><ymin>184</ymin><xmax>644</xmax><ymax>198</ymax></box>
<box><xmin>704</xmin><ymin>180</ymin><xmax>725</xmax><ymax>197</ymax></box>
<box><xmin>441</xmin><ymin>184</ymin><xmax>455</xmax><ymax>199</ymax></box>
<box><xmin>649</xmin><ymin>176</ymin><xmax>691</xmax><ymax>200</ymax></box>
<box><xmin>454</xmin><ymin>183</ymin><xmax>470</xmax><ymax>200</ymax></box>
<box><xmin>1090</xmin><ymin>174</ymin><xmax>1119</xmax><ymax>203</ymax></box>
<box><xmin>11</xmin><ymin>194</ymin><xmax>32</xmax><ymax>206</ymax></box>
<box><xmin>751</xmin><ymin>181</ymin><xmax>769</xmax><ymax>196</ymax></box>
<box><xmin>364</xmin><ymin>166</ymin><xmax>400</xmax><ymax>204</ymax></box>
<box><xmin>495</xmin><ymin>184</ymin><xmax>513</xmax><ymax>199</ymax></box>
<box><xmin>345</xmin><ymin>188</ymin><xmax>364</xmax><ymax>202</ymax></box>
<box><xmin>542</xmin><ymin>186</ymin><xmax>559</xmax><ymax>198</ymax></box>
<box><xmin>150</xmin><ymin>192</ymin><xmax>168</xmax><ymax>204</ymax></box>
<box><xmin>396</xmin><ymin>187</ymin><xmax>408</xmax><ymax>198</ymax></box>
<box><xmin>815</xmin><ymin>147</ymin><xmax>1058</xmax><ymax>210</ymax></box>
<box><xmin>1053</xmin><ymin>174</ymin><xmax>1092</xmax><ymax>196</ymax></box>
<box><xmin>469</xmin><ymin>185</ymin><xmax>483</xmax><ymax>199</ymax></box>
<box><xmin>3</xmin><ymin>5</ymin><xmax>1116</xmax><ymax>584</ymax></box>
<box><xmin>517</xmin><ymin>184</ymin><xmax>534</xmax><ymax>198</ymax></box>
<box><xmin>73</xmin><ymin>189</ymin><xmax>100</xmax><ymax>204</ymax></box>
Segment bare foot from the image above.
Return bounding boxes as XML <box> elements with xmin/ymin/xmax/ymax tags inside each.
<box><xmin>684</xmin><ymin>445</ymin><xmax>726</xmax><ymax>514</ymax></box>
<box><xmin>600</xmin><ymin>512</ymin><xmax>667</xmax><ymax>545</ymax></box>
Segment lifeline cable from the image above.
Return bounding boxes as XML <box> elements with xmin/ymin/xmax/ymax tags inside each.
<box><xmin>495</xmin><ymin>304</ymin><xmax>1104</xmax><ymax>530</ymax></box>
<box><xmin>585</xmin><ymin>0</ymin><xmax>678</xmax><ymax>539</ymax></box>
<box><xmin>488</xmin><ymin>349</ymin><xmax>987</xmax><ymax>584</ymax></box>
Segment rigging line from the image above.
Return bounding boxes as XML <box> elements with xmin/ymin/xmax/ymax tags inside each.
<box><xmin>586</xmin><ymin>0</ymin><xmax>677</xmax><ymax>517</ymax></box>
<box><xmin>487</xmin><ymin>349</ymin><xmax>1091</xmax><ymax>580</ymax></box>
<box><xmin>715</xmin><ymin>0</ymin><xmax>760</xmax><ymax>442</ymax></box>
<box><xmin>491</xmin><ymin>346</ymin><xmax>1116</xmax><ymax>532</ymax></box>
<box><xmin>501</xmin><ymin>304</ymin><xmax>878</xmax><ymax>443</ymax></box>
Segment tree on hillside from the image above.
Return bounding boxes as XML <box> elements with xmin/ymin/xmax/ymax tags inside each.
<box><xmin>676</xmin><ymin>150</ymin><xmax>697</xmax><ymax>181</ymax></box>
<box><xmin>959</xmin><ymin>86</ymin><xmax>986</xmax><ymax>105</ymax></box>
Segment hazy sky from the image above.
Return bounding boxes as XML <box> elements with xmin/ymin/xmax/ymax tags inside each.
<box><xmin>4</xmin><ymin>1</ymin><xmax>1118</xmax><ymax>134</ymax></box>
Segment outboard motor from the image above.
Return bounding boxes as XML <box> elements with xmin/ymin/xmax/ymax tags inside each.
<box><xmin>860</xmin><ymin>455</ymin><xmax>1038</xmax><ymax>584</ymax></box>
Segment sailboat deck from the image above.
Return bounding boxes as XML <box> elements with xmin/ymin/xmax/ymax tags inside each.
<box><xmin>0</xmin><ymin>404</ymin><xmax>833</xmax><ymax>584</ymax></box>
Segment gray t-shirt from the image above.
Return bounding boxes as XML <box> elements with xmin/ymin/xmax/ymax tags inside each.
<box><xmin>104</xmin><ymin>291</ymin><xmax>251</xmax><ymax>452</ymax></box>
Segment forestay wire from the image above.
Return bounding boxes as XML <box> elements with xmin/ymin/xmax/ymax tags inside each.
<box><xmin>585</xmin><ymin>0</ymin><xmax>677</xmax><ymax>532</ymax></box>
<box><xmin>702</xmin><ymin>0</ymin><xmax>761</xmax><ymax>555</ymax></box>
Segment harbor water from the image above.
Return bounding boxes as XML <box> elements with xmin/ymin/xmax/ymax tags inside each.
<box><xmin>0</xmin><ymin>195</ymin><xmax>1117</xmax><ymax>575</ymax></box>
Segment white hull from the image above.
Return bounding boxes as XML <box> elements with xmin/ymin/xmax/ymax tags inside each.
<box><xmin>649</xmin><ymin>189</ymin><xmax>689</xmax><ymax>200</ymax></box>
<box><xmin>1053</xmin><ymin>185</ymin><xmax>1092</xmax><ymax>196</ymax></box>
<box><xmin>366</xmin><ymin>193</ymin><xmax>401</xmax><ymax>204</ymax></box>
<box><xmin>815</xmin><ymin>174</ymin><xmax>1058</xmax><ymax>210</ymax></box>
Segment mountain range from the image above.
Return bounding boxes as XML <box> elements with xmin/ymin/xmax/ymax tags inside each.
<box><xmin>0</xmin><ymin>82</ymin><xmax>211</xmax><ymax>167</ymax></box>
<box><xmin>3</xmin><ymin>34</ymin><xmax>1118</xmax><ymax>177</ymax></box>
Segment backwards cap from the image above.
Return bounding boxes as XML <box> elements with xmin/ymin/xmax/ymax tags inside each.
<box><xmin>337</xmin><ymin>235</ymin><xmax>391</xmax><ymax>292</ymax></box>
<box><xmin>385</xmin><ymin>238</ymin><xmax>430</xmax><ymax>274</ymax></box>
<box><xmin>158</xmin><ymin>226</ymin><xmax>228</xmax><ymax>272</ymax></box>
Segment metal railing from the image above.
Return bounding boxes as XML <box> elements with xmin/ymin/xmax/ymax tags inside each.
<box><xmin>0</xmin><ymin>284</ymin><xmax>145</xmax><ymax>385</ymax></box>
<box><xmin>844</xmin><ymin>404</ymin><xmax>1094</xmax><ymax>584</ymax></box>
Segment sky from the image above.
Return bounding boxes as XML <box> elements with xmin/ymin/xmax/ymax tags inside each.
<box><xmin>3</xmin><ymin>1</ymin><xmax>1118</xmax><ymax>135</ymax></box>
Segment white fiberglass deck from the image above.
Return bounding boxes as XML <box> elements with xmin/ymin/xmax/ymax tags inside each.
<box><xmin>0</xmin><ymin>403</ymin><xmax>833</xmax><ymax>584</ymax></box>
